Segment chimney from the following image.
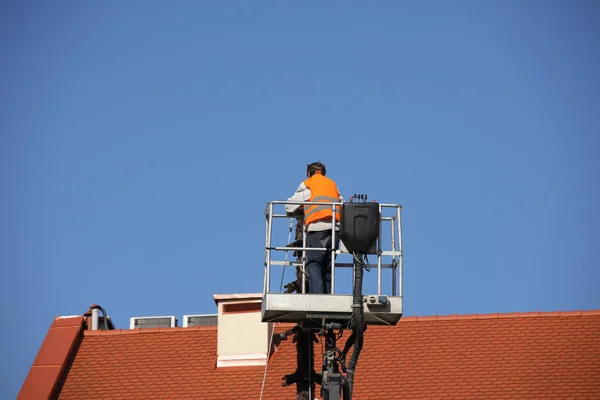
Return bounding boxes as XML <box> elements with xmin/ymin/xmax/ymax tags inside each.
<box><xmin>83</xmin><ymin>304</ymin><xmax>115</xmax><ymax>331</ymax></box>
<box><xmin>213</xmin><ymin>293</ymin><xmax>273</xmax><ymax>367</ymax></box>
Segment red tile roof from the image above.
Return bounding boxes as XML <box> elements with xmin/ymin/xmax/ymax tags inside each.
<box><xmin>19</xmin><ymin>310</ymin><xmax>600</xmax><ymax>399</ymax></box>
<box><xmin>18</xmin><ymin>316</ymin><xmax>84</xmax><ymax>400</ymax></box>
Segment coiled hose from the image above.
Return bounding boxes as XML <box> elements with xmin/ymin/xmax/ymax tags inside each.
<box><xmin>345</xmin><ymin>253</ymin><xmax>365</xmax><ymax>398</ymax></box>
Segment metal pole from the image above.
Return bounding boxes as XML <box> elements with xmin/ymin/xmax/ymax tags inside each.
<box><xmin>271</xmin><ymin>246</ymin><xmax>332</xmax><ymax>252</ymax></box>
<box><xmin>266</xmin><ymin>202</ymin><xmax>273</xmax><ymax>294</ymax></box>
<box><xmin>390</xmin><ymin>209</ymin><xmax>397</xmax><ymax>297</ymax></box>
<box><xmin>397</xmin><ymin>206</ymin><xmax>403</xmax><ymax>298</ymax></box>
<box><xmin>264</xmin><ymin>209</ymin><xmax>270</xmax><ymax>296</ymax></box>
<box><xmin>91</xmin><ymin>307</ymin><xmax>99</xmax><ymax>331</ymax></box>
<box><xmin>331</xmin><ymin>204</ymin><xmax>336</xmax><ymax>295</ymax></box>
<box><xmin>302</xmin><ymin>222</ymin><xmax>307</xmax><ymax>294</ymax></box>
<box><xmin>377</xmin><ymin>204</ymin><xmax>382</xmax><ymax>296</ymax></box>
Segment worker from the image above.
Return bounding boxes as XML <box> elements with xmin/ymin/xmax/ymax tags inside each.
<box><xmin>286</xmin><ymin>162</ymin><xmax>344</xmax><ymax>294</ymax></box>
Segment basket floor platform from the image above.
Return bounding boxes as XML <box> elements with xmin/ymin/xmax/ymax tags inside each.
<box><xmin>261</xmin><ymin>293</ymin><xmax>403</xmax><ymax>327</ymax></box>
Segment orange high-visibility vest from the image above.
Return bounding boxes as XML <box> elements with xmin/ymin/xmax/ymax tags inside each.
<box><xmin>303</xmin><ymin>172</ymin><xmax>342</xmax><ymax>226</ymax></box>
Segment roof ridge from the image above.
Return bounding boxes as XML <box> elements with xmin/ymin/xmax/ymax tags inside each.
<box><xmin>65</xmin><ymin>310</ymin><xmax>600</xmax><ymax>334</ymax></box>
<box><xmin>401</xmin><ymin>309</ymin><xmax>600</xmax><ymax>322</ymax></box>
<box><xmin>83</xmin><ymin>322</ymin><xmax>298</xmax><ymax>336</ymax></box>
<box><xmin>84</xmin><ymin>326</ymin><xmax>218</xmax><ymax>336</ymax></box>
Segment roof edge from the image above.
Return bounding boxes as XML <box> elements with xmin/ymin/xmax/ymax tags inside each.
<box><xmin>17</xmin><ymin>315</ymin><xmax>85</xmax><ymax>399</ymax></box>
<box><xmin>213</xmin><ymin>293</ymin><xmax>263</xmax><ymax>304</ymax></box>
<box><xmin>401</xmin><ymin>309</ymin><xmax>600</xmax><ymax>322</ymax></box>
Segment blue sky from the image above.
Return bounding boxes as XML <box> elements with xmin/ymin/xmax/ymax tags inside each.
<box><xmin>1</xmin><ymin>0</ymin><xmax>599</xmax><ymax>397</ymax></box>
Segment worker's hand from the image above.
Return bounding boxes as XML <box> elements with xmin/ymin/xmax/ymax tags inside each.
<box><xmin>287</xmin><ymin>209</ymin><xmax>304</xmax><ymax>218</ymax></box>
<box><xmin>287</xmin><ymin>239</ymin><xmax>302</xmax><ymax>248</ymax></box>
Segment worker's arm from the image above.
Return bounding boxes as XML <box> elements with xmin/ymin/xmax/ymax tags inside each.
<box><xmin>338</xmin><ymin>188</ymin><xmax>344</xmax><ymax>203</ymax></box>
<box><xmin>285</xmin><ymin>182</ymin><xmax>311</xmax><ymax>215</ymax></box>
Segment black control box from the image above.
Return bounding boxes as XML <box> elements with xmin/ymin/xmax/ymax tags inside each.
<box><xmin>340</xmin><ymin>201</ymin><xmax>380</xmax><ymax>254</ymax></box>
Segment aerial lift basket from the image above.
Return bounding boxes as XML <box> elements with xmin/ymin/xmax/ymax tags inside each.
<box><xmin>261</xmin><ymin>199</ymin><xmax>403</xmax><ymax>327</ymax></box>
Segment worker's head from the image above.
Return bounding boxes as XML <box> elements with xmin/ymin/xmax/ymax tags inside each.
<box><xmin>307</xmin><ymin>161</ymin><xmax>326</xmax><ymax>178</ymax></box>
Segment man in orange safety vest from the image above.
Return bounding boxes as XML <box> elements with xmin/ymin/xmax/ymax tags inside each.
<box><xmin>285</xmin><ymin>162</ymin><xmax>344</xmax><ymax>294</ymax></box>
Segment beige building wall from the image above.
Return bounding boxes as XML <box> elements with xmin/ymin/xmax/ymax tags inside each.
<box><xmin>214</xmin><ymin>293</ymin><xmax>273</xmax><ymax>367</ymax></box>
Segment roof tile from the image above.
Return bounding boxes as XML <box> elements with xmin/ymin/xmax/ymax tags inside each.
<box><xmin>497</xmin><ymin>312</ymin><xmax>520</xmax><ymax>318</ymax></box>
<box><xmin>456</xmin><ymin>313</ymin><xmax>479</xmax><ymax>320</ymax></box>
<box><xmin>581</xmin><ymin>310</ymin><xmax>600</xmax><ymax>316</ymax></box>
<box><xmin>50</xmin><ymin>316</ymin><xmax>84</xmax><ymax>328</ymax></box>
<box><xmin>560</xmin><ymin>310</ymin><xmax>583</xmax><ymax>316</ymax></box>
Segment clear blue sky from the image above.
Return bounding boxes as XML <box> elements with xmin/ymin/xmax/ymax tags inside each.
<box><xmin>1</xmin><ymin>1</ymin><xmax>599</xmax><ymax>397</ymax></box>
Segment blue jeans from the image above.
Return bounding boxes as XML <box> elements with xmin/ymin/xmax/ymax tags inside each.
<box><xmin>306</xmin><ymin>230</ymin><xmax>340</xmax><ymax>294</ymax></box>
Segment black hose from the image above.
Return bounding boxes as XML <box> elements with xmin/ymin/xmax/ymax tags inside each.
<box><xmin>346</xmin><ymin>253</ymin><xmax>365</xmax><ymax>398</ymax></box>
<box><xmin>98</xmin><ymin>305</ymin><xmax>109</xmax><ymax>331</ymax></box>
<box><xmin>342</xmin><ymin>332</ymin><xmax>355</xmax><ymax>358</ymax></box>
<box><xmin>341</xmin><ymin>376</ymin><xmax>351</xmax><ymax>400</ymax></box>
<box><xmin>91</xmin><ymin>305</ymin><xmax>109</xmax><ymax>330</ymax></box>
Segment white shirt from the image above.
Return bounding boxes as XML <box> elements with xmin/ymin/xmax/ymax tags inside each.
<box><xmin>286</xmin><ymin>181</ymin><xmax>344</xmax><ymax>232</ymax></box>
